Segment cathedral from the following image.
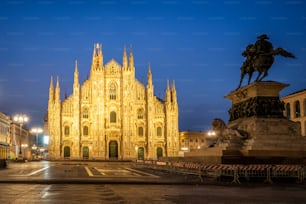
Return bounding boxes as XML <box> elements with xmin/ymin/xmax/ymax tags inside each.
<box><xmin>47</xmin><ymin>44</ymin><xmax>179</xmax><ymax>160</ymax></box>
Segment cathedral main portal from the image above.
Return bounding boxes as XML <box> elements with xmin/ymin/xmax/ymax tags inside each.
<box><xmin>109</xmin><ymin>141</ymin><xmax>118</xmax><ymax>159</ymax></box>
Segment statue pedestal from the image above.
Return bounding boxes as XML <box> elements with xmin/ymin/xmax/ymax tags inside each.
<box><xmin>223</xmin><ymin>81</ymin><xmax>306</xmax><ymax>163</ymax></box>
<box><xmin>184</xmin><ymin>81</ymin><xmax>306</xmax><ymax>164</ymax></box>
<box><xmin>225</xmin><ymin>81</ymin><xmax>288</xmax><ymax>122</ymax></box>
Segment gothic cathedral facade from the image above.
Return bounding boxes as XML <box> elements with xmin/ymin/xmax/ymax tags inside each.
<box><xmin>47</xmin><ymin>44</ymin><xmax>179</xmax><ymax>160</ymax></box>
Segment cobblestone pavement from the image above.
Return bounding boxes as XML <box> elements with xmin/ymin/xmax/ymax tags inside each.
<box><xmin>1</xmin><ymin>161</ymin><xmax>306</xmax><ymax>203</ymax></box>
<box><xmin>1</xmin><ymin>183</ymin><xmax>306</xmax><ymax>204</ymax></box>
<box><xmin>0</xmin><ymin>161</ymin><xmax>201</xmax><ymax>184</ymax></box>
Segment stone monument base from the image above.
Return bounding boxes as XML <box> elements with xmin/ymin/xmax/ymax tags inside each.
<box><xmin>192</xmin><ymin>81</ymin><xmax>306</xmax><ymax>164</ymax></box>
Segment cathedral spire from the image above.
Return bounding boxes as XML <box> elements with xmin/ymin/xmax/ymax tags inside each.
<box><xmin>98</xmin><ymin>43</ymin><xmax>103</xmax><ymax>68</ymax></box>
<box><xmin>122</xmin><ymin>44</ymin><xmax>128</xmax><ymax>69</ymax></box>
<box><xmin>129</xmin><ymin>44</ymin><xmax>134</xmax><ymax>70</ymax></box>
<box><xmin>90</xmin><ymin>43</ymin><xmax>103</xmax><ymax>74</ymax></box>
<box><xmin>165</xmin><ymin>80</ymin><xmax>171</xmax><ymax>103</ymax></box>
<box><xmin>49</xmin><ymin>75</ymin><xmax>54</xmax><ymax>103</ymax></box>
<box><xmin>171</xmin><ymin>80</ymin><xmax>177</xmax><ymax>104</ymax></box>
<box><xmin>55</xmin><ymin>76</ymin><xmax>61</xmax><ymax>103</ymax></box>
<box><xmin>74</xmin><ymin>59</ymin><xmax>79</xmax><ymax>86</ymax></box>
<box><xmin>147</xmin><ymin>62</ymin><xmax>152</xmax><ymax>87</ymax></box>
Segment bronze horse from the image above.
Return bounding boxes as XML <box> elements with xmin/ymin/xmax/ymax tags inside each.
<box><xmin>238</xmin><ymin>37</ymin><xmax>295</xmax><ymax>88</ymax></box>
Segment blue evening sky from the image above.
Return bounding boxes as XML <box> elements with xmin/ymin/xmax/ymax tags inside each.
<box><xmin>0</xmin><ymin>0</ymin><xmax>305</xmax><ymax>131</ymax></box>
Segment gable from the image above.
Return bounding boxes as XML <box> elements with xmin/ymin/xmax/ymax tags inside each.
<box><xmin>105</xmin><ymin>59</ymin><xmax>121</xmax><ymax>75</ymax></box>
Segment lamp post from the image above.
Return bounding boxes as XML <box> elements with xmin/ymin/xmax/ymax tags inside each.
<box><xmin>21</xmin><ymin>144</ymin><xmax>28</xmax><ymax>158</ymax></box>
<box><xmin>13</xmin><ymin>114</ymin><xmax>29</xmax><ymax>160</ymax></box>
<box><xmin>30</xmin><ymin>127</ymin><xmax>42</xmax><ymax>147</ymax></box>
<box><xmin>207</xmin><ymin>130</ymin><xmax>217</xmax><ymax>147</ymax></box>
<box><xmin>30</xmin><ymin>127</ymin><xmax>42</xmax><ymax>160</ymax></box>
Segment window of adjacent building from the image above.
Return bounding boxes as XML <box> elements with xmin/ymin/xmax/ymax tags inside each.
<box><xmin>137</xmin><ymin>108</ymin><xmax>144</xmax><ymax>119</ymax></box>
<box><xmin>138</xmin><ymin>127</ymin><xmax>143</xmax><ymax>136</ymax></box>
<box><xmin>295</xmin><ymin>101</ymin><xmax>300</xmax><ymax>118</ymax></box>
<box><xmin>286</xmin><ymin>103</ymin><xmax>291</xmax><ymax>119</ymax></box>
<box><xmin>109</xmin><ymin>83</ymin><xmax>116</xmax><ymax>100</ymax></box>
<box><xmin>83</xmin><ymin>126</ymin><xmax>88</xmax><ymax>136</ymax></box>
<box><xmin>304</xmin><ymin>99</ymin><xmax>306</xmax><ymax>117</ymax></box>
<box><xmin>83</xmin><ymin>108</ymin><xmax>89</xmax><ymax>119</ymax></box>
<box><xmin>110</xmin><ymin>111</ymin><xmax>116</xmax><ymax>123</ymax></box>
<box><xmin>157</xmin><ymin>127</ymin><xmax>162</xmax><ymax>136</ymax></box>
<box><xmin>64</xmin><ymin>126</ymin><xmax>69</xmax><ymax>136</ymax></box>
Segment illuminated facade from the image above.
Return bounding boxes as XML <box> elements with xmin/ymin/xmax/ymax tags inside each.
<box><xmin>282</xmin><ymin>89</ymin><xmax>306</xmax><ymax>136</ymax></box>
<box><xmin>48</xmin><ymin>44</ymin><xmax>179</xmax><ymax>160</ymax></box>
<box><xmin>0</xmin><ymin>112</ymin><xmax>10</xmax><ymax>166</ymax></box>
<box><xmin>179</xmin><ymin>131</ymin><xmax>206</xmax><ymax>152</ymax></box>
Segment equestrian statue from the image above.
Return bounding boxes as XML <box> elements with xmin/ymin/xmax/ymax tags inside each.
<box><xmin>238</xmin><ymin>34</ymin><xmax>295</xmax><ymax>88</ymax></box>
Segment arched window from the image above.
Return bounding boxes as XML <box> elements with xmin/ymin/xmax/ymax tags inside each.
<box><xmin>64</xmin><ymin>126</ymin><xmax>69</xmax><ymax>136</ymax></box>
<box><xmin>157</xmin><ymin>127</ymin><xmax>162</xmax><ymax>137</ymax></box>
<box><xmin>286</xmin><ymin>103</ymin><xmax>291</xmax><ymax>119</ymax></box>
<box><xmin>138</xmin><ymin>127</ymin><xmax>143</xmax><ymax>136</ymax></box>
<box><xmin>137</xmin><ymin>108</ymin><xmax>144</xmax><ymax>119</ymax></box>
<box><xmin>83</xmin><ymin>126</ymin><xmax>88</xmax><ymax>136</ymax></box>
<box><xmin>82</xmin><ymin>108</ymin><xmax>89</xmax><ymax>119</ymax></box>
<box><xmin>110</xmin><ymin>111</ymin><xmax>116</xmax><ymax>123</ymax></box>
<box><xmin>109</xmin><ymin>83</ymin><xmax>116</xmax><ymax>100</ymax></box>
<box><xmin>295</xmin><ymin>101</ymin><xmax>300</xmax><ymax>118</ymax></box>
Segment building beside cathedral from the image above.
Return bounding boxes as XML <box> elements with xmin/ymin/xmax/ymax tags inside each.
<box><xmin>48</xmin><ymin>44</ymin><xmax>179</xmax><ymax>160</ymax></box>
<box><xmin>282</xmin><ymin>89</ymin><xmax>306</xmax><ymax>136</ymax></box>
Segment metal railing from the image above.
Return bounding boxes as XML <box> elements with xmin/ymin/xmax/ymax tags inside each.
<box><xmin>137</xmin><ymin>160</ymin><xmax>305</xmax><ymax>184</ymax></box>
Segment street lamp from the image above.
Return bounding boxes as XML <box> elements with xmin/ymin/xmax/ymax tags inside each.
<box><xmin>13</xmin><ymin>114</ymin><xmax>29</xmax><ymax>160</ymax></box>
<box><xmin>21</xmin><ymin>143</ymin><xmax>28</xmax><ymax>158</ymax></box>
<box><xmin>207</xmin><ymin>130</ymin><xmax>216</xmax><ymax>137</ymax></box>
<box><xmin>30</xmin><ymin>127</ymin><xmax>42</xmax><ymax>147</ymax></box>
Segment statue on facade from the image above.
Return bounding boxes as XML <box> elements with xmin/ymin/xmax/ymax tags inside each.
<box><xmin>238</xmin><ymin>34</ymin><xmax>295</xmax><ymax>88</ymax></box>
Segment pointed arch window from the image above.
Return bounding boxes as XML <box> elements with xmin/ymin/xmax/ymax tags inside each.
<box><xmin>64</xmin><ymin>126</ymin><xmax>70</xmax><ymax>136</ymax></box>
<box><xmin>109</xmin><ymin>83</ymin><xmax>116</xmax><ymax>100</ymax></box>
<box><xmin>83</xmin><ymin>126</ymin><xmax>89</xmax><ymax>136</ymax></box>
<box><xmin>137</xmin><ymin>108</ymin><xmax>144</xmax><ymax>119</ymax></box>
<box><xmin>138</xmin><ymin>127</ymin><xmax>143</xmax><ymax>136</ymax></box>
<box><xmin>110</xmin><ymin>111</ymin><xmax>116</xmax><ymax>123</ymax></box>
<box><xmin>82</xmin><ymin>108</ymin><xmax>89</xmax><ymax>119</ymax></box>
<box><xmin>157</xmin><ymin>127</ymin><xmax>162</xmax><ymax>137</ymax></box>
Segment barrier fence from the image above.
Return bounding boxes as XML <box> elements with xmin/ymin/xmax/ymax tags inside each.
<box><xmin>137</xmin><ymin>160</ymin><xmax>305</xmax><ymax>184</ymax></box>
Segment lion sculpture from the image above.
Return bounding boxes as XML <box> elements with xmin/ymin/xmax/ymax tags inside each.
<box><xmin>211</xmin><ymin>118</ymin><xmax>247</xmax><ymax>145</ymax></box>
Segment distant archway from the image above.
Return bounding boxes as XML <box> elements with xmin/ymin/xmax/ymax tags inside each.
<box><xmin>109</xmin><ymin>141</ymin><xmax>118</xmax><ymax>159</ymax></box>
<box><xmin>156</xmin><ymin>147</ymin><xmax>163</xmax><ymax>159</ymax></box>
<box><xmin>286</xmin><ymin>103</ymin><xmax>291</xmax><ymax>119</ymax></box>
<box><xmin>64</xmin><ymin>146</ymin><xmax>70</xmax><ymax>158</ymax></box>
<box><xmin>138</xmin><ymin>147</ymin><xmax>144</xmax><ymax>160</ymax></box>
<box><xmin>83</xmin><ymin>146</ymin><xmax>89</xmax><ymax>159</ymax></box>
<box><xmin>295</xmin><ymin>101</ymin><xmax>301</xmax><ymax>118</ymax></box>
